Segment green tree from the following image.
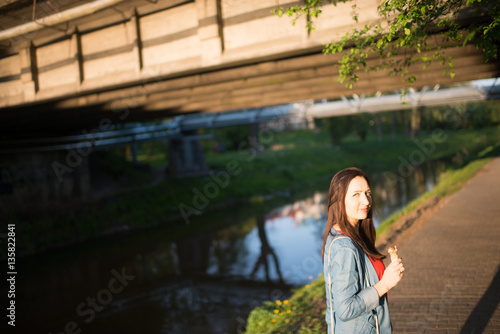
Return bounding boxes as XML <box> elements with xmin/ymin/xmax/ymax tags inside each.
<box><xmin>352</xmin><ymin>113</ymin><xmax>371</xmax><ymax>141</ymax></box>
<box><xmin>215</xmin><ymin>124</ymin><xmax>250</xmax><ymax>151</ymax></box>
<box><xmin>469</xmin><ymin>101</ymin><xmax>499</xmax><ymax>128</ymax></box>
<box><xmin>318</xmin><ymin>115</ymin><xmax>352</xmax><ymax>147</ymax></box>
<box><xmin>274</xmin><ymin>0</ymin><xmax>499</xmax><ymax>89</ymax></box>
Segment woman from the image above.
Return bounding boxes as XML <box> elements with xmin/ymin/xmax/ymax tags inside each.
<box><xmin>322</xmin><ymin>167</ymin><xmax>404</xmax><ymax>333</ymax></box>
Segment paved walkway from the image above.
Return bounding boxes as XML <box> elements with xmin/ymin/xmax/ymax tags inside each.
<box><xmin>387</xmin><ymin>158</ymin><xmax>500</xmax><ymax>333</ymax></box>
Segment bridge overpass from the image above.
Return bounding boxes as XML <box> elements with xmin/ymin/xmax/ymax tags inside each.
<box><xmin>1</xmin><ymin>0</ymin><xmax>499</xmax><ymax>136</ymax></box>
<box><xmin>0</xmin><ymin>0</ymin><xmax>499</xmax><ymax>210</ymax></box>
<box><xmin>1</xmin><ymin>81</ymin><xmax>499</xmax><ymax>155</ymax></box>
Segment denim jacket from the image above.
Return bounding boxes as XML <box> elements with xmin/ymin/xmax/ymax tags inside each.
<box><xmin>323</xmin><ymin>229</ymin><xmax>392</xmax><ymax>333</ymax></box>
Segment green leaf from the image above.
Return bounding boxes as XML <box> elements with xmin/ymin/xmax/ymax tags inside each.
<box><xmin>273</xmin><ymin>0</ymin><xmax>500</xmax><ymax>89</ymax></box>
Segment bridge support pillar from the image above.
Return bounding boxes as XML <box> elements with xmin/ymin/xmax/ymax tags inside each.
<box><xmin>411</xmin><ymin>105</ymin><xmax>422</xmax><ymax>138</ymax></box>
<box><xmin>249</xmin><ymin>123</ymin><xmax>262</xmax><ymax>154</ymax></box>
<box><xmin>168</xmin><ymin>131</ymin><xmax>208</xmax><ymax>177</ymax></box>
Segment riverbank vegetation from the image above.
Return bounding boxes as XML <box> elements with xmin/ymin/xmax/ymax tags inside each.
<box><xmin>3</xmin><ymin>101</ymin><xmax>500</xmax><ymax>258</ymax></box>
<box><xmin>243</xmin><ymin>152</ymin><xmax>498</xmax><ymax>334</ymax></box>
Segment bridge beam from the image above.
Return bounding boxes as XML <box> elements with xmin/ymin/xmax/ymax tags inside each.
<box><xmin>167</xmin><ymin>131</ymin><xmax>209</xmax><ymax>177</ymax></box>
<box><xmin>19</xmin><ymin>42</ymin><xmax>39</xmax><ymax>99</ymax></box>
<box><xmin>196</xmin><ymin>0</ymin><xmax>224</xmax><ymax>64</ymax></box>
<box><xmin>50</xmin><ymin>43</ymin><xmax>500</xmax><ymax>115</ymax></box>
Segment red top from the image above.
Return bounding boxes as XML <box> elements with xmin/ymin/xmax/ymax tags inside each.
<box><xmin>369</xmin><ymin>256</ymin><xmax>385</xmax><ymax>281</ymax></box>
<box><xmin>335</xmin><ymin>229</ymin><xmax>385</xmax><ymax>280</ymax></box>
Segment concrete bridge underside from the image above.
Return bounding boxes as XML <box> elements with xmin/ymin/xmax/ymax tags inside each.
<box><xmin>1</xmin><ymin>0</ymin><xmax>499</xmax><ymax>137</ymax></box>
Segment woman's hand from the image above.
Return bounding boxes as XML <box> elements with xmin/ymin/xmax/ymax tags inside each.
<box><xmin>374</xmin><ymin>258</ymin><xmax>405</xmax><ymax>297</ymax></box>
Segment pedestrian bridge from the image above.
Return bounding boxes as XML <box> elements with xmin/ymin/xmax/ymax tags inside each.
<box><xmin>1</xmin><ymin>0</ymin><xmax>499</xmax><ymax>135</ymax></box>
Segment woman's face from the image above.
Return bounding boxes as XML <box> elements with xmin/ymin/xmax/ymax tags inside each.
<box><xmin>344</xmin><ymin>176</ymin><xmax>372</xmax><ymax>226</ymax></box>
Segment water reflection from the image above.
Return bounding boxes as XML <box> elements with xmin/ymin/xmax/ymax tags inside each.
<box><xmin>9</xmin><ymin>159</ymin><xmax>450</xmax><ymax>333</ymax></box>
<box><xmin>250</xmin><ymin>216</ymin><xmax>284</xmax><ymax>284</ymax></box>
<box><xmin>177</xmin><ymin>234</ymin><xmax>212</xmax><ymax>274</ymax></box>
<box><xmin>371</xmin><ymin>159</ymin><xmax>446</xmax><ymax>225</ymax></box>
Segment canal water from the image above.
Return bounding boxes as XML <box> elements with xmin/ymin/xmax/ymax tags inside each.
<box><xmin>11</xmin><ymin>159</ymin><xmax>450</xmax><ymax>334</ymax></box>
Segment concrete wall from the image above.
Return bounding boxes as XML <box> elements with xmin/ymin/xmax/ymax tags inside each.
<box><xmin>0</xmin><ymin>151</ymin><xmax>90</xmax><ymax>211</ymax></box>
<box><xmin>221</xmin><ymin>0</ymin><xmax>306</xmax><ymax>60</ymax></box>
<box><xmin>82</xmin><ymin>21</ymin><xmax>139</xmax><ymax>84</ymax></box>
<box><xmin>37</xmin><ymin>36</ymin><xmax>80</xmax><ymax>92</ymax></box>
<box><xmin>141</xmin><ymin>3</ymin><xmax>201</xmax><ymax>71</ymax></box>
<box><xmin>0</xmin><ymin>53</ymin><xmax>23</xmax><ymax>103</ymax></box>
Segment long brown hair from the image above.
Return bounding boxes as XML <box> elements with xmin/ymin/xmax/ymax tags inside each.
<box><xmin>321</xmin><ymin>167</ymin><xmax>384</xmax><ymax>262</ymax></box>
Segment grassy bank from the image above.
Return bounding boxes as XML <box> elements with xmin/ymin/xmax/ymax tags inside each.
<box><xmin>243</xmin><ymin>152</ymin><xmax>498</xmax><ymax>334</ymax></box>
<box><xmin>5</xmin><ymin>127</ymin><xmax>500</xmax><ymax>258</ymax></box>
